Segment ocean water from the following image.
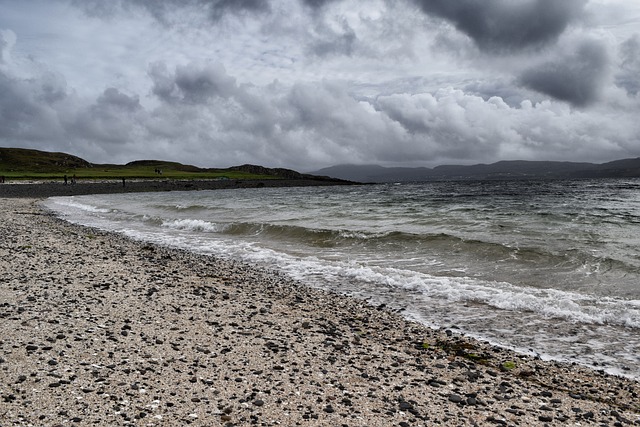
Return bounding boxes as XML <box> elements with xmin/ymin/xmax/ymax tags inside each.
<box><xmin>43</xmin><ymin>179</ymin><xmax>640</xmax><ymax>378</ymax></box>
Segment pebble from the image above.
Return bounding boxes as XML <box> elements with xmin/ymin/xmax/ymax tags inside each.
<box><xmin>448</xmin><ymin>394</ymin><xmax>463</xmax><ymax>403</ymax></box>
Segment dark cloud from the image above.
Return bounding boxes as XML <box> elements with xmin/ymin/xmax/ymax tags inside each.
<box><xmin>0</xmin><ymin>29</ymin><xmax>16</xmax><ymax>67</ymax></box>
<box><xmin>0</xmin><ymin>33</ymin><xmax>9</xmax><ymax>64</ymax></box>
<box><xmin>301</xmin><ymin>0</ymin><xmax>340</xmax><ymax>9</ymax></box>
<box><xmin>149</xmin><ymin>62</ymin><xmax>237</xmax><ymax>104</ymax></box>
<box><xmin>72</xmin><ymin>88</ymin><xmax>145</xmax><ymax>145</ymax></box>
<box><xmin>74</xmin><ymin>0</ymin><xmax>270</xmax><ymax>23</ymax></box>
<box><xmin>200</xmin><ymin>0</ymin><xmax>270</xmax><ymax>21</ymax></box>
<box><xmin>412</xmin><ymin>0</ymin><xmax>586</xmax><ymax>52</ymax></box>
<box><xmin>519</xmin><ymin>40</ymin><xmax>609</xmax><ymax>107</ymax></box>
<box><xmin>616</xmin><ymin>35</ymin><xmax>640</xmax><ymax>96</ymax></box>
<box><xmin>308</xmin><ymin>20</ymin><xmax>357</xmax><ymax>57</ymax></box>
<box><xmin>0</xmin><ymin>73</ymin><xmax>41</xmax><ymax>138</ymax></box>
<box><xmin>96</xmin><ymin>88</ymin><xmax>140</xmax><ymax>111</ymax></box>
<box><xmin>0</xmin><ymin>67</ymin><xmax>67</xmax><ymax>142</ymax></box>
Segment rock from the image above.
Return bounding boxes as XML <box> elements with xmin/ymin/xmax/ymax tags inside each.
<box><xmin>448</xmin><ymin>394</ymin><xmax>463</xmax><ymax>403</ymax></box>
<box><xmin>399</xmin><ymin>401</ymin><xmax>413</xmax><ymax>411</ymax></box>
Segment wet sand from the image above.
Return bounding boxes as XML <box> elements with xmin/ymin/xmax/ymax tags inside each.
<box><xmin>0</xmin><ymin>196</ymin><xmax>638</xmax><ymax>426</ymax></box>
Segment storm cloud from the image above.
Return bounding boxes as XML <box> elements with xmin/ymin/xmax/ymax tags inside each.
<box><xmin>74</xmin><ymin>0</ymin><xmax>270</xmax><ymax>22</ymax></box>
<box><xmin>411</xmin><ymin>0</ymin><xmax>587</xmax><ymax>52</ymax></box>
<box><xmin>616</xmin><ymin>35</ymin><xmax>640</xmax><ymax>96</ymax></box>
<box><xmin>149</xmin><ymin>62</ymin><xmax>237</xmax><ymax>104</ymax></box>
<box><xmin>520</xmin><ymin>40</ymin><xmax>609</xmax><ymax>106</ymax></box>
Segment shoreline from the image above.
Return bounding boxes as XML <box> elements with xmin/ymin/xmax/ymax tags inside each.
<box><xmin>1</xmin><ymin>197</ymin><xmax>638</xmax><ymax>426</ymax></box>
<box><xmin>0</xmin><ymin>178</ymin><xmax>356</xmax><ymax>198</ymax></box>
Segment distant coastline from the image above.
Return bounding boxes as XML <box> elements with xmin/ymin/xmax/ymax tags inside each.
<box><xmin>311</xmin><ymin>158</ymin><xmax>640</xmax><ymax>182</ymax></box>
<box><xmin>0</xmin><ymin>178</ymin><xmax>356</xmax><ymax>199</ymax></box>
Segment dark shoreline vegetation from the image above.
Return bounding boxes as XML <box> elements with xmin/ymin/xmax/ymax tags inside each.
<box><xmin>0</xmin><ymin>178</ymin><xmax>356</xmax><ymax>198</ymax></box>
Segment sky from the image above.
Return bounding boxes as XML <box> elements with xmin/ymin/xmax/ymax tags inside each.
<box><xmin>1</xmin><ymin>0</ymin><xmax>640</xmax><ymax>171</ymax></box>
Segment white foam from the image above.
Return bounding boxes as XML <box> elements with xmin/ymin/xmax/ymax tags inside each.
<box><xmin>46</xmin><ymin>197</ymin><xmax>111</xmax><ymax>214</ymax></box>
<box><xmin>161</xmin><ymin>218</ymin><xmax>226</xmax><ymax>233</ymax></box>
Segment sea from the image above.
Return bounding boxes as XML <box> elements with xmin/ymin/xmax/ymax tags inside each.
<box><xmin>43</xmin><ymin>178</ymin><xmax>640</xmax><ymax>379</ymax></box>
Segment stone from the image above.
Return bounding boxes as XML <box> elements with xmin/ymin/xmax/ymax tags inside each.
<box><xmin>448</xmin><ymin>394</ymin><xmax>463</xmax><ymax>403</ymax></box>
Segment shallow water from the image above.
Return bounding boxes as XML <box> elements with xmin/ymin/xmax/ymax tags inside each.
<box><xmin>44</xmin><ymin>178</ymin><xmax>640</xmax><ymax>378</ymax></box>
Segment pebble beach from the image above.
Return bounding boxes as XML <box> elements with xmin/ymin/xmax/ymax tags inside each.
<box><xmin>1</xmin><ymin>194</ymin><xmax>639</xmax><ymax>426</ymax></box>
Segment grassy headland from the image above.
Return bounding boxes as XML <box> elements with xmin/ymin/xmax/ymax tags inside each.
<box><xmin>0</xmin><ymin>147</ymin><xmax>317</xmax><ymax>182</ymax></box>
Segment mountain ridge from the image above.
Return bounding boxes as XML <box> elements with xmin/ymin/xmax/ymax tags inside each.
<box><xmin>310</xmin><ymin>158</ymin><xmax>640</xmax><ymax>182</ymax></box>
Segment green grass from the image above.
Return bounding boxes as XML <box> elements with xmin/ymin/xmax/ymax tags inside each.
<box><xmin>0</xmin><ymin>148</ymin><xmax>285</xmax><ymax>181</ymax></box>
<box><xmin>501</xmin><ymin>361</ymin><xmax>517</xmax><ymax>370</ymax></box>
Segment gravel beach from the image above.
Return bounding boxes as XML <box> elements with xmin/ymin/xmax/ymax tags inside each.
<box><xmin>1</xmin><ymin>196</ymin><xmax>638</xmax><ymax>426</ymax></box>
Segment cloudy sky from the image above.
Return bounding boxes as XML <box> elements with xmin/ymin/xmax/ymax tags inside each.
<box><xmin>1</xmin><ymin>0</ymin><xmax>639</xmax><ymax>171</ymax></box>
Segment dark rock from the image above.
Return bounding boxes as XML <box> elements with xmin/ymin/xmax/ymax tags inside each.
<box><xmin>486</xmin><ymin>416</ymin><xmax>507</xmax><ymax>425</ymax></box>
<box><xmin>399</xmin><ymin>401</ymin><xmax>413</xmax><ymax>411</ymax></box>
<box><xmin>448</xmin><ymin>394</ymin><xmax>463</xmax><ymax>403</ymax></box>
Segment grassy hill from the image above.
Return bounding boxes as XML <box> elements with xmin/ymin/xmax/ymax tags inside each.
<box><xmin>0</xmin><ymin>147</ymin><xmax>297</xmax><ymax>181</ymax></box>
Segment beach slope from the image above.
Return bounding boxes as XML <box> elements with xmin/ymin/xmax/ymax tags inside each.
<box><xmin>0</xmin><ymin>198</ymin><xmax>638</xmax><ymax>426</ymax></box>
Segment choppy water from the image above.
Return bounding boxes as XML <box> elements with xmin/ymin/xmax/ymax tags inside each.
<box><xmin>44</xmin><ymin>179</ymin><xmax>640</xmax><ymax>378</ymax></box>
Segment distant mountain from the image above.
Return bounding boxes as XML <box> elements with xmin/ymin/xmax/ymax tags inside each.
<box><xmin>310</xmin><ymin>158</ymin><xmax>640</xmax><ymax>182</ymax></box>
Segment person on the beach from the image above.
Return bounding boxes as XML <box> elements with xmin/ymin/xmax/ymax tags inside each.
<box><xmin>64</xmin><ymin>175</ymin><xmax>68</xmax><ymax>185</ymax></box>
